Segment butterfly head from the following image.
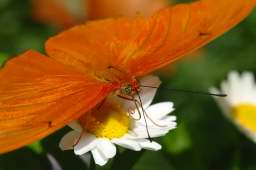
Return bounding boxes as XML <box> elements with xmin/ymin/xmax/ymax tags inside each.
<box><xmin>120</xmin><ymin>84</ymin><xmax>133</xmax><ymax>95</ymax></box>
<box><xmin>120</xmin><ymin>78</ymin><xmax>140</xmax><ymax>96</ymax></box>
<box><xmin>103</xmin><ymin>65</ymin><xmax>140</xmax><ymax>96</ymax></box>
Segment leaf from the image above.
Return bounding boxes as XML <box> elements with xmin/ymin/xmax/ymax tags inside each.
<box><xmin>0</xmin><ymin>53</ymin><xmax>8</xmax><ymax>66</ymax></box>
<box><xmin>28</xmin><ymin>141</ymin><xmax>44</xmax><ymax>154</ymax></box>
<box><xmin>163</xmin><ymin>123</ymin><xmax>191</xmax><ymax>154</ymax></box>
<box><xmin>111</xmin><ymin>150</ymin><xmax>144</xmax><ymax>170</ymax></box>
<box><xmin>0</xmin><ymin>148</ymin><xmax>47</xmax><ymax>170</ymax></box>
<box><xmin>132</xmin><ymin>151</ymin><xmax>175</xmax><ymax>170</ymax></box>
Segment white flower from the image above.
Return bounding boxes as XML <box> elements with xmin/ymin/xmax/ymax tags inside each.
<box><xmin>210</xmin><ymin>71</ymin><xmax>256</xmax><ymax>142</ymax></box>
<box><xmin>59</xmin><ymin>75</ymin><xmax>176</xmax><ymax>166</ymax></box>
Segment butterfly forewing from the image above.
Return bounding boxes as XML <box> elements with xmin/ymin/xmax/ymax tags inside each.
<box><xmin>127</xmin><ymin>0</ymin><xmax>256</xmax><ymax>75</ymax></box>
<box><xmin>46</xmin><ymin>0</ymin><xmax>255</xmax><ymax>77</ymax></box>
<box><xmin>0</xmin><ymin>50</ymin><xmax>113</xmax><ymax>154</ymax></box>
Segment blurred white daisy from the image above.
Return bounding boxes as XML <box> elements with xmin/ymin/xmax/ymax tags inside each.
<box><xmin>210</xmin><ymin>71</ymin><xmax>256</xmax><ymax>142</ymax></box>
<box><xmin>59</xmin><ymin>75</ymin><xmax>176</xmax><ymax>166</ymax></box>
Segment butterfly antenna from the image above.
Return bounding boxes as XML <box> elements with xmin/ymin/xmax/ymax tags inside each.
<box><xmin>140</xmin><ymin>85</ymin><xmax>227</xmax><ymax>97</ymax></box>
<box><xmin>136</xmin><ymin>90</ymin><xmax>153</xmax><ymax>142</ymax></box>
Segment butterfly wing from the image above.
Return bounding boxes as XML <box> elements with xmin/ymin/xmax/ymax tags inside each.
<box><xmin>46</xmin><ymin>0</ymin><xmax>255</xmax><ymax>76</ymax></box>
<box><xmin>0</xmin><ymin>50</ymin><xmax>113</xmax><ymax>154</ymax></box>
<box><xmin>127</xmin><ymin>0</ymin><xmax>256</xmax><ymax>76</ymax></box>
<box><xmin>46</xmin><ymin>15</ymin><xmax>153</xmax><ymax>74</ymax></box>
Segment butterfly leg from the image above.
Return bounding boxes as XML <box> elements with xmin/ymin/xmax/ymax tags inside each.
<box><xmin>117</xmin><ymin>94</ymin><xmax>142</xmax><ymax>120</ymax></box>
<box><xmin>73</xmin><ymin>130</ymin><xmax>83</xmax><ymax>148</ymax></box>
<box><xmin>97</xmin><ymin>98</ymin><xmax>107</xmax><ymax>110</ymax></box>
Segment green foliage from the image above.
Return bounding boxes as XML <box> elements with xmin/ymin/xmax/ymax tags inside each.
<box><xmin>0</xmin><ymin>53</ymin><xmax>8</xmax><ymax>66</ymax></box>
<box><xmin>28</xmin><ymin>142</ymin><xmax>44</xmax><ymax>154</ymax></box>
<box><xmin>0</xmin><ymin>0</ymin><xmax>256</xmax><ymax>170</ymax></box>
<box><xmin>163</xmin><ymin>123</ymin><xmax>192</xmax><ymax>154</ymax></box>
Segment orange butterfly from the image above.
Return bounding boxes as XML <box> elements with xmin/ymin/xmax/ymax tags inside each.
<box><xmin>0</xmin><ymin>0</ymin><xmax>255</xmax><ymax>154</ymax></box>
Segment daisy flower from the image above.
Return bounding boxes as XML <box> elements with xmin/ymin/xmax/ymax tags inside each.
<box><xmin>211</xmin><ymin>71</ymin><xmax>256</xmax><ymax>142</ymax></box>
<box><xmin>59</xmin><ymin>75</ymin><xmax>176</xmax><ymax>166</ymax></box>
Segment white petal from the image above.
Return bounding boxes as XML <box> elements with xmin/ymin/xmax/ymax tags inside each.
<box><xmin>241</xmin><ymin>72</ymin><xmax>254</xmax><ymax>92</ymax></box>
<box><xmin>131</xmin><ymin>105</ymin><xmax>176</xmax><ymax>129</ymax></box>
<box><xmin>112</xmin><ymin>138</ymin><xmax>141</xmax><ymax>151</ymax></box>
<box><xmin>227</xmin><ymin>71</ymin><xmax>243</xmax><ymax>105</ymax></box>
<box><xmin>228</xmin><ymin>71</ymin><xmax>240</xmax><ymax>88</ymax></box>
<box><xmin>210</xmin><ymin>87</ymin><xmax>232</xmax><ymax>117</ymax></box>
<box><xmin>161</xmin><ymin>116</ymin><xmax>177</xmax><ymax>122</ymax></box>
<box><xmin>91</xmin><ymin>148</ymin><xmax>108</xmax><ymax>166</ymax></box>
<box><xmin>220</xmin><ymin>80</ymin><xmax>233</xmax><ymax>105</ymax></box>
<box><xmin>133</xmin><ymin>115</ymin><xmax>176</xmax><ymax>128</ymax></box>
<box><xmin>240</xmin><ymin>72</ymin><xmax>256</xmax><ymax>104</ymax></box>
<box><xmin>135</xmin><ymin>139</ymin><xmax>162</xmax><ymax>151</ymax></box>
<box><xmin>209</xmin><ymin>87</ymin><xmax>220</xmax><ymax>95</ymax></box>
<box><xmin>96</xmin><ymin>138</ymin><xmax>116</xmax><ymax>159</ymax></box>
<box><xmin>226</xmin><ymin>71</ymin><xmax>256</xmax><ymax>105</ymax></box>
<box><xmin>47</xmin><ymin>154</ymin><xmax>62</xmax><ymax>170</ymax></box>
<box><xmin>132</xmin><ymin>127</ymin><xmax>172</xmax><ymax>139</ymax></box>
<box><xmin>251</xmin><ymin>133</ymin><xmax>256</xmax><ymax>143</ymax></box>
<box><xmin>68</xmin><ymin>121</ymin><xmax>83</xmax><ymax>132</ymax></box>
<box><xmin>80</xmin><ymin>154</ymin><xmax>91</xmax><ymax>168</ymax></box>
<box><xmin>145</xmin><ymin>102</ymin><xmax>174</xmax><ymax>119</ymax></box>
<box><xmin>154</xmin><ymin>121</ymin><xmax>177</xmax><ymax>129</ymax></box>
<box><xmin>74</xmin><ymin>133</ymin><xmax>97</xmax><ymax>155</ymax></box>
<box><xmin>139</xmin><ymin>75</ymin><xmax>161</xmax><ymax>108</ymax></box>
<box><xmin>59</xmin><ymin>131</ymin><xmax>80</xmax><ymax>151</ymax></box>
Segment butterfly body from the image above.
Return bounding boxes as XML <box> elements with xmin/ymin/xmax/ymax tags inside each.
<box><xmin>93</xmin><ymin>65</ymin><xmax>140</xmax><ymax>96</ymax></box>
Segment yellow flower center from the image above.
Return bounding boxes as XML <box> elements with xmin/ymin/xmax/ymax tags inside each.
<box><xmin>232</xmin><ymin>103</ymin><xmax>256</xmax><ymax>132</ymax></box>
<box><xmin>79</xmin><ymin>100</ymin><xmax>130</xmax><ymax>139</ymax></box>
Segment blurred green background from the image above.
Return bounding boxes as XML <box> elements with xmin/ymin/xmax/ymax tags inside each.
<box><xmin>0</xmin><ymin>0</ymin><xmax>256</xmax><ymax>170</ymax></box>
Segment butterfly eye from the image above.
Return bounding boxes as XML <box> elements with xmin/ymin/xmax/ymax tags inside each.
<box><xmin>121</xmin><ymin>85</ymin><xmax>133</xmax><ymax>95</ymax></box>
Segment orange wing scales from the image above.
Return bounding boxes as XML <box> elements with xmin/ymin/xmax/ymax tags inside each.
<box><xmin>0</xmin><ymin>51</ymin><xmax>113</xmax><ymax>154</ymax></box>
<box><xmin>0</xmin><ymin>0</ymin><xmax>255</xmax><ymax>154</ymax></box>
<box><xmin>128</xmin><ymin>0</ymin><xmax>256</xmax><ymax>75</ymax></box>
<box><xmin>46</xmin><ymin>0</ymin><xmax>255</xmax><ymax>77</ymax></box>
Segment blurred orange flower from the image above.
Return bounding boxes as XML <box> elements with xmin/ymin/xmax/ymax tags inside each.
<box><xmin>87</xmin><ymin>0</ymin><xmax>169</xmax><ymax>19</ymax></box>
<box><xmin>31</xmin><ymin>0</ymin><xmax>170</xmax><ymax>28</ymax></box>
<box><xmin>32</xmin><ymin>0</ymin><xmax>86</xmax><ymax>28</ymax></box>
